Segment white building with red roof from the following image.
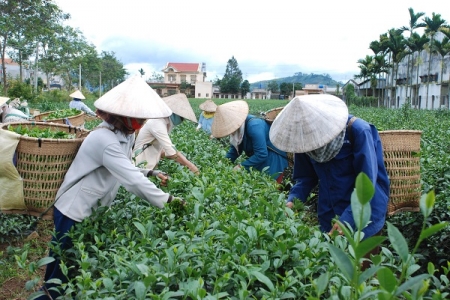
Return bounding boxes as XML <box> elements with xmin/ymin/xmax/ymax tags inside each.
<box><xmin>148</xmin><ymin>62</ymin><xmax>213</xmax><ymax>99</ymax></box>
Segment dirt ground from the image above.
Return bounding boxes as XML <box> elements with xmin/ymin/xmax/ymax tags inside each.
<box><xmin>0</xmin><ymin>220</ymin><xmax>53</xmax><ymax>300</ymax></box>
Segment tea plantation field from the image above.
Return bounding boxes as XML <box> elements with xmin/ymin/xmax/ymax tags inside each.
<box><xmin>2</xmin><ymin>99</ymin><xmax>450</xmax><ymax>299</ymax></box>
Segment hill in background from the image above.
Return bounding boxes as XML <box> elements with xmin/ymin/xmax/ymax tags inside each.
<box><xmin>250</xmin><ymin>72</ymin><xmax>344</xmax><ymax>90</ymax></box>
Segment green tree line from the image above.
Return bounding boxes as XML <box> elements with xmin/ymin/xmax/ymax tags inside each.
<box><xmin>355</xmin><ymin>8</ymin><xmax>450</xmax><ymax>108</ymax></box>
<box><xmin>0</xmin><ymin>0</ymin><xmax>127</xmax><ymax>95</ymax></box>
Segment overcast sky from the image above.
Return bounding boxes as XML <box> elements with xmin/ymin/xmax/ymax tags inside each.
<box><xmin>54</xmin><ymin>0</ymin><xmax>449</xmax><ymax>84</ymax></box>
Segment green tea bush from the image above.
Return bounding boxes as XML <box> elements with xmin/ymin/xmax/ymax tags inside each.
<box><xmin>0</xmin><ymin>214</ymin><xmax>36</xmax><ymax>243</ymax></box>
<box><xmin>6</xmin><ymin>79</ymin><xmax>34</xmax><ymax>101</ymax></box>
<box><xmin>11</xmin><ymin>101</ymin><xmax>449</xmax><ymax>299</ymax></box>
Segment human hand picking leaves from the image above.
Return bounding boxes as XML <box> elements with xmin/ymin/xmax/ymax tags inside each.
<box><xmin>328</xmin><ymin>222</ymin><xmax>344</xmax><ymax>236</ymax></box>
<box><xmin>156</xmin><ymin>172</ymin><xmax>169</xmax><ymax>186</ymax></box>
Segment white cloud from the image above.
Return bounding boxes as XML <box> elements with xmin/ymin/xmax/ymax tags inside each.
<box><xmin>55</xmin><ymin>0</ymin><xmax>450</xmax><ymax>83</ymax></box>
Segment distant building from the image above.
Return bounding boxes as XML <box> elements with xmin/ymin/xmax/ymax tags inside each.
<box><xmin>250</xmin><ymin>88</ymin><xmax>267</xmax><ymax>99</ymax></box>
<box><xmin>148</xmin><ymin>62</ymin><xmax>213</xmax><ymax>99</ymax></box>
<box><xmin>0</xmin><ymin>57</ymin><xmax>62</xmax><ymax>88</ymax></box>
<box><xmin>343</xmin><ymin>32</ymin><xmax>450</xmax><ymax>110</ymax></box>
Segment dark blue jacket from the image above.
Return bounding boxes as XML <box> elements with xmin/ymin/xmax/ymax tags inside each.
<box><xmin>226</xmin><ymin>115</ymin><xmax>288</xmax><ymax>178</ymax></box>
<box><xmin>288</xmin><ymin>115</ymin><xmax>389</xmax><ymax>237</ymax></box>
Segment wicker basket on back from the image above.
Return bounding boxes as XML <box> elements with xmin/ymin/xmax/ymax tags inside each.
<box><xmin>35</xmin><ymin>110</ymin><xmax>86</xmax><ymax>127</ymax></box>
<box><xmin>263</xmin><ymin>107</ymin><xmax>285</xmax><ymax>124</ymax></box>
<box><xmin>0</xmin><ymin>122</ymin><xmax>89</xmax><ymax>219</ymax></box>
<box><xmin>379</xmin><ymin>130</ymin><xmax>422</xmax><ymax>216</ymax></box>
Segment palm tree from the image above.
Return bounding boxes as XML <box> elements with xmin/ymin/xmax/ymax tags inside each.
<box><xmin>400</xmin><ymin>8</ymin><xmax>426</xmax><ymax>102</ymax></box>
<box><xmin>406</xmin><ymin>32</ymin><xmax>429</xmax><ymax>108</ymax></box>
<box><xmin>138</xmin><ymin>68</ymin><xmax>145</xmax><ymax>78</ymax></box>
<box><xmin>370</xmin><ymin>36</ymin><xmax>391</xmax><ymax>106</ymax></box>
<box><xmin>424</xmin><ymin>13</ymin><xmax>449</xmax><ymax>109</ymax></box>
<box><xmin>386</xmin><ymin>28</ymin><xmax>407</xmax><ymax>107</ymax></box>
<box><xmin>372</xmin><ymin>55</ymin><xmax>390</xmax><ymax>107</ymax></box>
<box><xmin>356</xmin><ymin>55</ymin><xmax>373</xmax><ymax>98</ymax></box>
<box><xmin>430</xmin><ymin>37</ymin><xmax>450</xmax><ymax>108</ymax></box>
<box><xmin>370</xmin><ymin>40</ymin><xmax>385</xmax><ymax>106</ymax></box>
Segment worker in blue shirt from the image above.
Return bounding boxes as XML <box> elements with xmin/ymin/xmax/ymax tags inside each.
<box><xmin>69</xmin><ymin>90</ymin><xmax>97</xmax><ymax>117</ymax></box>
<box><xmin>269</xmin><ymin>94</ymin><xmax>389</xmax><ymax>238</ymax></box>
<box><xmin>211</xmin><ymin>100</ymin><xmax>288</xmax><ymax>183</ymax></box>
<box><xmin>196</xmin><ymin>99</ymin><xmax>217</xmax><ymax>138</ymax></box>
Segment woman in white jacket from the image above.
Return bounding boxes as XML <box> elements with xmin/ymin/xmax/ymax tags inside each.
<box><xmin>133</xmin><ymin>93</ymin><xmax>200</xmax><ymax>174</ymax></box>
<box><xmin>36</xmin><ymin>76</ymin><xmax>184</xmax><ymax>300</ymax></box>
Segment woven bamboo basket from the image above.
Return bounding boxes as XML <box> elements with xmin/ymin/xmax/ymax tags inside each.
<box><xmin>0</xmin><ymin>122</ymin><xmax>89</xmax><ymax>219</ymax></box>
<box><xmin>379</xmin><ymin>130</ymin><xmax>422</xmax><ymax>216</ymax></box>
<box><xmin>34</xmin><ymin>110</ymin><xmax>86</xmax><ymax>127</ymax></box>
<box><xmin>263</xmin><ymin>107</ymin><xmax>285</xmax><ymax>124</ymax></box>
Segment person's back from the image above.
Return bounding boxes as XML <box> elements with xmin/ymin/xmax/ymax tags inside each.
<box><xmin>2</xmin><ymin>105</ymin><xmax>30</xmax><ymax>123</ymax></box>
<box><xmin>291</xmin><ymin>115</ymin><xmax>389</xmax><ymax>237</ymax></box>
<box><xmin>68</xmin><ymin>90</ymin><xmax>96</xmax><ymax>116</ymax></box>
<box><xmin>270</xmin><ymin>95</ymin><xmax>389</xmax><ymax>239</ymax></box>
<box><xmin>133</xmin><ymin>118</ymin><xmax>172</xmax><ymax>169</ymax></box>
<box><xmin>223</xmin><ymin>113</ymin><xmax>288</xmax><ymax>180</ymax></box>
<box><xmin>69</xmin><ymin>99</ymin><xmax>96</xmax><ymax>116</ymax></box>
<box><xmin>197</xmin><ymin>111</ymin><xmax>214</xmax><ymax>135</ymax></box>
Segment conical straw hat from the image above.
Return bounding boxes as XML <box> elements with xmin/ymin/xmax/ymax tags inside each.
<box><xmin>163</xmin><ymin>93</ymin><xmax>197</xmax><ymax>123</ymax></box>
<box><xmin>211</xmin><ymin>100</ymin><xmax>249</xmax><ymax>138</ymax></box>
<box><xmin>269</xmin><ymin>94</ymin><xmax>348</xmax><ymax>153</ymax></box>
<box><xmin>199</xmin><ymin>99</ymin><xmax>217</xmax><ymax>112</ymax></box>
<box><xmin>0</xmin><ymin>96</ymin><xmax>10</xmax><ymax>106</ymax></box>
<box><xmin>69</xmin><ymin>90</ymin><xmax>85</xmax><ymax>100</ymax></box>
<box><xmin>94</xmin><ymin>75</ymin><xmax>172</xmax><ymax>118</ymax></box>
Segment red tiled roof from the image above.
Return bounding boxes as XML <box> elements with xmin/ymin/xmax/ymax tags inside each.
<box><xmin>167</xmin><ymin>63</ymin><xmax>200</xmax><ymax>72</ymax></box>
<box><xmin>2</xmin><ymin>58</ymin><xmax>19</xmax><ymax>65</ymax></box>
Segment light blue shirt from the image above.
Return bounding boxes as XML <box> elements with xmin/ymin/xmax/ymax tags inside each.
<box><xmin>69</xmin><ymin>99</ymin><xmax>96</xmax><ymax>116</ymax></box>
<box><xmin>198</xmin><ymin>112</ymin><xmax>214</xmax><ymax>135</ymax></box>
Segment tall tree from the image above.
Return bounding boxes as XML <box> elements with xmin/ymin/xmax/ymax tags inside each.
<box><xmin>370</xmin><ymin>36</ymin><xmax>390</xmax><ymax>105</ymax></box>
<box><xmin>0</xmin><ymin>0</ymin><xmax>68</xmax><ymax>91</ymax></box>
<box><xmin>372</xmin><ymin>54</ymin><xmax>390</xmax><ymax>106</ymax></box>
<box><xmin>99</xmin><ymin>51</ymin><xmax>127</xmax><ymax>92</ymax></box>
<box><xmin>267</xmin><ymin>80</ymin><xmax>279</xmax><ymax>93</ymax></box>
<box><xmin>355</xmin><ymin>55</ymin><xmax>373</xmax><ymax>97</ymax></box>
<box><xmin>240</xmin><ymin>79</ymin><xmax>250</xmax><ymax>98</ymax></box>
<box><xmin>78</xmin><ymin>45</ymin><xmax>102</xmax><ymax>89</ymax></box>
<box><xmin>40</xmin><ymin>25</ymin><xmax>91</xmax><ymax>90</ymax></box>
<box><xmin>279</xmin><ymin>82</ymin><xmax>290</xmax><ymax>97</ymax></box>
<box><xmin>378</xmin><ymin>33</ymin><xmax>392</xmax><ymax>106</ymax></box>
<box><xmin>406</xmin><ymin>32</ymin><xmax>429</xmax><ymax>108</ymax></box>
<box><xmin>0</xmin><ymin>0</ymin><xmax>31</xmax><ymax>90</ymax></box>
<box><xmin>220</xmin><ymin>56</ymin><xmax>242</xmax><ymax>94</ymax></box>
<box><xmin>400</xmin><ymin>7</ymin><xmax>426</xmax><ymax>101</ymax></box>
<box><xmin>424</xmin><ymin>13</ymin><xmax>449</xmax><ymax>109</ymax></box>
<box><xmin>386</xmin><ymin>28</ymin><xmax>407</xmax><ymax>107</ymax></box>
<box><xmin>344</xmin><ymin>83</ymin><xmax>356</xmax><ymax>105</ymax></box>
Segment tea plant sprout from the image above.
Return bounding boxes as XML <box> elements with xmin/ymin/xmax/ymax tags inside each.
<box><xmin>326</xmin><ymin>173</ymin><xmax>448</xmax><ymax>300</ymax></box>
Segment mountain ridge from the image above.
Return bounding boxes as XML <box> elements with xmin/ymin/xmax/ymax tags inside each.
<box><xmin>250</xmin><ymin>72</ymin><xmax>344</xmax><ymax>89</ymax></box>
